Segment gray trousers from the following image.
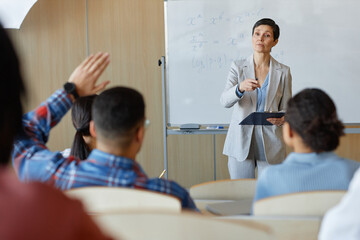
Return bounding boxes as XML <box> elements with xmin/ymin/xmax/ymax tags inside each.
<box><xmin>228</xmin><ymin>126</ymin><xmax>270</xmax><ymax>179</ymax></box>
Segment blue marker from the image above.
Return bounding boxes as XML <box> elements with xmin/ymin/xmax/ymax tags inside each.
<box><xmin>206</xmin><ymin>126</ymin><xmax>224</xmax><ymax>129</ymax></box>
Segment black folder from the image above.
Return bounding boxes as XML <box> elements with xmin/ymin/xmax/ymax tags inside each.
<box><xmin>239</xmin><ymin>112</ymin><xmax>284</xmax><ymax>126</ymax></box>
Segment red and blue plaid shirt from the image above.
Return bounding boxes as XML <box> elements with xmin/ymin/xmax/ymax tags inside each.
<box><xmin>13</xmin><ymin>89</ymin><xmax>197</xmax><ymax>210</ymax></box>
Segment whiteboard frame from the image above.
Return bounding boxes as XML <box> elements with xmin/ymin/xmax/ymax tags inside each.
<box><xmin>162</xmin><ymin>0</ymin><xmax>360</xmax><ymax>182</ymax></box>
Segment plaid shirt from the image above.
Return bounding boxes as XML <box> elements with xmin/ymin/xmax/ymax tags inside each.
<box><xmin>13</xmin><ymin>89</ymin><xmax>197</xmax><ymax>210</ymax></box>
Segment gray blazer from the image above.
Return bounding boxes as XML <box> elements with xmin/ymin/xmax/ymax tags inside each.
<box><xmin>220</xmin><ymin>55</ymin><xmax>292</xmax><ymax>164</ymax></box>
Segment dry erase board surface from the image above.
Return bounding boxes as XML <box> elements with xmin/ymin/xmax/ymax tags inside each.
<box><xmin>165</xmin><ymin>0</ymin><xmax>360</xmax><ymax>125</ymax></box>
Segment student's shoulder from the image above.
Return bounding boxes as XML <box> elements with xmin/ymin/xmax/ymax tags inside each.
<box><xmin>27</xmin><ymin>181</ymin><xmax>82</xmax><ymax>207</ymax></box>
<box><xmin>0</xmin><ymin>176</ymin><xmax>84</xmax><ymax>221</ymax></box>
<box><xmin>257</xmin><ymin>163</ymin><xmax>295</xmax><ymax>189</ymax></box>
<box><xmin>342</xmin><ymin>157</ymin><xmax>360</xmax><ymax>170</ymax></box>
<box><xmin>257</xmin><ymin>165</ymin><xmax>279</xmax><ymax>185</ymax></box>
<box><xmin>331</xmin><ymin>154</ymin><xmax>360</xmax><ymax>168</ymax></box>
<box><xmin>149</xmin><ymin>177</ymin><xmax>187</xmax><ymax>191</ymax></box>
<box><xmin>262</xmin><ymin>163</ymin><xmax>288</xmax><ymax>176</ymax></box>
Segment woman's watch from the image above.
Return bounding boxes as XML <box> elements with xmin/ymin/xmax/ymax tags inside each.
<box><xmin>63</xmin><ymin>82</ymin><xmax>79</xmax><ymax>99</ymax></box>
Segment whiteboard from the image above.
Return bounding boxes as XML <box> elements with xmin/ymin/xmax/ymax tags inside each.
<box><xmin>165</xmin><ymin>0</ymin><xmax>360</xmax><ymax>125</ymax></box>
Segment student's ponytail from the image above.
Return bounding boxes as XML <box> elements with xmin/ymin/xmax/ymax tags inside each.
<box><xmin>70</xmin><ymin>95</ymin><xmax>96</xmax><ymax>160</ymax></box>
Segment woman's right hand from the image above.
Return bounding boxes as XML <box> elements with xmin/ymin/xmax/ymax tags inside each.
<box><xmin>239</xmin><ymin>79</ymin><xmax>260</xmax><ymax>92</ymax></box>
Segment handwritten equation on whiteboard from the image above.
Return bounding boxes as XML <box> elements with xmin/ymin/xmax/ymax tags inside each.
<box><xmin>169</xmin><ymin>7</ymin><xmax>286</xmax><ymax>73</ymax></box>
<box><xmin>186</xmin><ymin>9</ymin><xmax>265</xmax><ymax>27</ymax></box>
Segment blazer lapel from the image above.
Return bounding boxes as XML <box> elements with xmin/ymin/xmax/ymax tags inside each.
<box><xmin>265</xmin><ymin>57</ymin><xmax>282</xmax><ymax>111</ymax></box>
<box><xmin>242</xmin><ymin>55</ymin><xmax>257</xmax><ymax>109</ymax></box>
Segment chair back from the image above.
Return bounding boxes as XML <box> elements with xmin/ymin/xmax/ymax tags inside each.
<box><xmin>93</xmin><ymin>212</ymin><xmax>275</xmax><ymax>240</ymax></box>
<box><xmin>223</xmin><ymin>215</ymin><xmax>321</xmax><ymax>240</ymax></box>
<box><xmin>190</xmin><ymin>179</ymin><xmax>257</xmax><ymax>200</ymax></box>
<box><xmin>253</xmin><ymin>190</ymin><xmax>346</xmax><ymax>216</ymax></box>
<box><xmin>65</xmin><ymin>187</ymin><xmax>181</xmax><ymax>214</ymax></box>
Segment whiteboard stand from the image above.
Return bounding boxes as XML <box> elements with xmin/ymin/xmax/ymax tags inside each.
<box><xmin>160</xmin><ymin>55</ymin><xmax>229</xmax><ymax>180</ymax></box>
<box><xmin>160</xmin><ymin>56</ymin><xmax>169</xmax><ymax>179</ymax></box>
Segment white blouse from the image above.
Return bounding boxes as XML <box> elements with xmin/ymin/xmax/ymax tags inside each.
<box><xmin>319</xmin><ymin>168</ymin><xmax>360</xmax><ymax>239</ymax></box>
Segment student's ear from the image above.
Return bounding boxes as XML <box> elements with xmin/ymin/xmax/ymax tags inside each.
<box><xmin>282</xmin><ymin>122</ymin><xmax>293</xmax><ymax>146</ymax></box>
<box><xmin>89</xmin><ymin>120</ymin><xmax>97</xmax><ymax>138</ymax></box>
<box><xmin>136</xmin><ymin>125</ymin><xmax>145</xmax><ymax>145</ymax></box>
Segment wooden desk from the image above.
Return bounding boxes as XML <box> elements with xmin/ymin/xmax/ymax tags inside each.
<box><xmin>195</xmin><ymin>199</ymin><xmax>252</xmax><ymax>216</ymax></box>
<box><xmin>221</xmin><ymin>215</ymin><xmax>322</xmax><ymax>240</ymax></box>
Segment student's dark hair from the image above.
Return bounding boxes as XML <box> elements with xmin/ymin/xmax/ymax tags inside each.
<box><xmin>252</xmin><ymin>18</ymin><xmax>280</xmax><ymax>41</ymax></box>
<box><xmin>285</xmin><ymin>88</ymin><xmax>344</xmax><ymax>152</ymax></box>
<box><xmin>0</xmin><ymin>24</ymin><xmax>25</xmax><ymax>165</ymax></box>
<box><xmin>92</xmin><ymin>87</ymin><xmax>145</xmax><ymax>148</ymax></box>
<box><xmin>70</xmin><ymin>95</ymin><xmax>96</xmax><ymax>160</ymax></box>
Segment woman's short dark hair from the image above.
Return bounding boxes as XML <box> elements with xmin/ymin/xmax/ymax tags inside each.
<box><xmin>70</xmin><ymin>95</ymin><xmax>96</xmax><ymax>160</ymax></box>
<box><xmin>285</xmin><ymin>88</ymin><xmax>344</xmax><ymax>152</ymax></box>
<box><xmin>252</xmin><ymin>18</ymin><xmax>280</xmax><ymax>41</ymax></box>
<box><xmin>0</xmin><ymin>24</ymin><xmax>25</xmax><ymax>165</ymax></box>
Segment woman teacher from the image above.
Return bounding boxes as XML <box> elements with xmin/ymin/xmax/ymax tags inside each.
<box><xmin>220</xmin><ymin>18</ymin><xmax>292</xmax><ymax>179</ymax></box>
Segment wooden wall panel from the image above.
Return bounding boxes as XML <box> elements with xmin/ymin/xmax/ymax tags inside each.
<box><xmin>7</xmin><ymin>0</ymin><xmax>87</xmax><ymax>152</ymax></box>
<box><xmin>87</xmin><ymin>0</ymin><xmax>165</xmax><ymax>177</ymax></box>
<box><xmin>168</xmin><ymin>135</ymin><xmax>214</xmax><ymax>188</ymax></box>
<box><xmin>336</xmin><ymin>132</ymin><xmax>360</xmax><ymax>162</ymax></box>
<box><xmin>215</xmin><ymin>135</ymin><xmax>230</xmax><ymax>180</ymax></box>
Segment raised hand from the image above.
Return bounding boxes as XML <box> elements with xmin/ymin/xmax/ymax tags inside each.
<box><xmin>68</xmin><ymin>52</ymin><xmax>111</xmax><ymax>97</ymax></box>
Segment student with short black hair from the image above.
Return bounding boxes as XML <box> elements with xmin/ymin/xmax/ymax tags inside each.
<box><xmin>254</xmin><ymin>88</ymin><xmax>360</xmax><ymax>201</ymax></box>
<box><xmin>92</xmin><ymin>87</ymin><xmax>145</xmax><ymax>152</ymax></box>
<box><xmin>13</xmin><ymin>53</ymin><xmax>197</xmax><ymax>210</ymax></box>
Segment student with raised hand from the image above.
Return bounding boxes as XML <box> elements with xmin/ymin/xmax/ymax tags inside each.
<box><xmin>13</xmin><ymin>54</ymin><xmax>197</xmax><ymax>210</ymax></box>
<box><xmin>254</xmin><ymin>88</ymin><xmax>360</xmax><ymax>202</ymax></box>
<box><xmin>0</xmin><ymin>25</ymin><xmax>110</xmax><ymax>240</ymax></box>
<box><xmin>62</xmin><ymin>95</ymin><xmax>97</xmax><ymax>159</ymax></box>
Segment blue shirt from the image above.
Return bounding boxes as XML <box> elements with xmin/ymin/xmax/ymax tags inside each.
<box><xmin>13</xmin><ymin>89</ymin><xmax>197</xmax><ymax>210</ymax></box>
<box><xmin>254</xmin><ymin>152</ymin><xmax>360</xmax><ymax>202</ymax></box>
<box><xmin>235</xmin><ymin>73</ymin><xmax>269</xmax><ymax>112</ymax></box>
<box><xmin>255</xmin><ymin>74</ymin><xmax>269</xmax><ymax>112</ymax></box>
